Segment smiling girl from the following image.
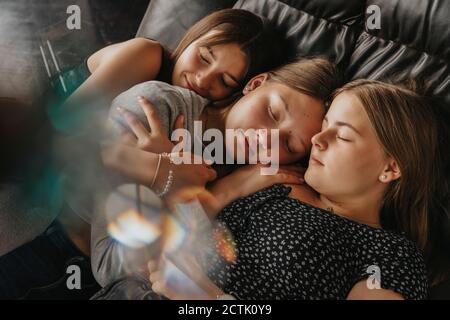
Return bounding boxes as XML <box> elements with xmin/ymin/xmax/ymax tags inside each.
<box><xmin>48</xmin><ymin>9</ymin><xmax>287</xmax><ymax>132</ymax></box>
<box><xmin>94</xmin><ymin>58</ymin><xmax>341</xmax><ymax>287</ymax></box>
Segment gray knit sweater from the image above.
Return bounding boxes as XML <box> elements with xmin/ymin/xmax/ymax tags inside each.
<box><xmin>0</xmin><ymin>81</ymin><xmax>208</xmax><ymax>265</ymax></box>
<box><xmin>89</xmin><ymin>81</ymin><xmax>209</xmax><ymax>286</ymax></box>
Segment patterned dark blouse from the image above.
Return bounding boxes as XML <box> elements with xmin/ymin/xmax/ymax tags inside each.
<box><xmin>206</xmin><ymin>184</ymin><xmax>429</xmax><ymax>300</ymax></box>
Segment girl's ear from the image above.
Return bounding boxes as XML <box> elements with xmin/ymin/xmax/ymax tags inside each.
<box><xmin>243</xmin><ymin>74</ymin><xmax>269</xmax><ymax>95</ymax></box>
<box><xmin>379</xmin><ymin>158</ymin><xmax>401</xmax><ymax>183</ymax></box>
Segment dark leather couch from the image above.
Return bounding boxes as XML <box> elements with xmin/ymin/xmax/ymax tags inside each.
<box><xmin>137</xmin><ymin>0</ymin><xmax>449</xmax><ymax>299</ymax></box>
<box><xmin>1</xmin><ymin>0</ymin><xmax>446</xmax><ymax>300</ymax></box>
<box><xmin>138</xmin><ymin>0</ymin><xmax>449</xmax><ymax>103</ymax></box>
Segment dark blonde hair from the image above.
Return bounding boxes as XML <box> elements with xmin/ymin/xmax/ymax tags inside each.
<box><xmin>267</xmin><ymin>58</ymin><xmax>341</xmax><ymax>106</ymax></box>
<box><xmin>335</xmin><ymin>79</ymin><xmax>450</xmax><ymax>285</ymax></box>
<box><xmin>171</xmin><ymin>9</ymin><xmax>287</xmax><ymax>86</ymax></box>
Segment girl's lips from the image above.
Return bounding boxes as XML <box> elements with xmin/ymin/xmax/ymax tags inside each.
<box><xmin>309</xmin><ymin>155</ymin><xmax>324</xmax><ymax>166</ymax></box>
<box><xmin>184</xmin><ymin>75</ymin><xmax>194</xmax><ymax>91</ymax></box>
<box><xmin>184</xmin><ymin>75</ymin><xmax>203</xmax><ymax>96</ymax></box>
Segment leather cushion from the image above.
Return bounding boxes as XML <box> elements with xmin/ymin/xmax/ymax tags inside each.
<box><xmin>365</xmin><ymin>0</ymin><xmax>450</xmax><ymax>60</ymax></box>
<box><xmin>233</xmin><ymin>0</ymin><xmax>363</xmax><ymax>66</ymax></box>
<box><xmin>277</xmin><ymin>0</ymin><xmax>366</xmax><ymax>26</ymax></box>
<box><xmin>347</xmin><ymin>31</ymin><xmax>450</xmax><ymax>102</ymax></box>
<box><xmin>136</xmin><ymin>0</ymin><xmax>237</xmax><ymax>50</ymax></box>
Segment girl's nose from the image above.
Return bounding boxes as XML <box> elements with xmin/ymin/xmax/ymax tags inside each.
<box><xmin>196</xmin><ymin>69</ymin><xmax>213</xmax><ymax>90</ymax></box>
<box><xmin>311</xmin><ymin>131</ymin><xmax>327</xmax><ymax>150</ymax></box>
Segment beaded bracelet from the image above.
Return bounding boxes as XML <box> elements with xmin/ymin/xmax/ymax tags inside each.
<box><xmin>157</xmin><ymin>169</ymin><xmax>173</xmax><ymax>197</ymax></box>
<box><xmin>161</xmin><ymin>152</ymin><xmax>175</xmax><ymax>164</ymax></box>
<box><xmin>157</xmin><ymin>153</ymin><xmax>175</xmax><ymax>197</ymax></box>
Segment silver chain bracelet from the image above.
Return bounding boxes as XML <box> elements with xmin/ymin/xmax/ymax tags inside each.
<box><xmin>157</xmin><ymin>153</ymin><xmax>174</xmax><ymax>197</ymax></box>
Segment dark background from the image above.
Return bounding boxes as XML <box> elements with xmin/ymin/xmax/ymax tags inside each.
<box><xmin>0</xmin><ymin>0</ymin><xmax>150</xmax><ymax>105</ymax></box>
<box><xmin>0</xmin><ymin>0</ymin><xmax>150</xmax><ymax>177</ymax></box>
<box><xmin>0</xmin><ymin>0</ymin><xmax>449</xmax><ymax>299</ymax></box>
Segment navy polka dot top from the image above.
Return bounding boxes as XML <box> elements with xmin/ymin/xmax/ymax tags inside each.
<box><xmin>206</xmin><ymin>184</ymin><xmax>429</xmax><ymax>300</ymax></box>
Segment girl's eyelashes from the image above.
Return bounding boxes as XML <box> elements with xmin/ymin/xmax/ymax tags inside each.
<box><xmin>221</xmin><ymin>77</ymin><xmax>231</xmax><ymax>89</ymax></box>
<box><xmin>337</xmin><ymin>135</ymin><xmax>351</xmax><ymax>142</ymax></box>
<box><xmin>200</xmin><ymin>52</ymin><xmax>210</xmax><ymax>64</ymax></box>
<box><xmin>268</xmin><ymin>105</ymin><xmax>277</xmax><ymax>121</ymax></box>
<box><xmin>285</xmin><ymin>139</ymin><xmax>293</xmax><ymax>154</ymax></box>
<box><xmin>199</xmin><ymin>47</ymin><xmax>211</xmax><ymax>64</ymax></box>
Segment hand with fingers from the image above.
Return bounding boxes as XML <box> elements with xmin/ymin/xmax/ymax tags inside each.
<box><xmin>161</xmin><ymin>152</ymin><xmax>218</xmax><ymax>197</ymax></box>
<box><xmin>116</xmin><ymin>96</ymin><xmax>184</xmax><ymax>154</ymax></box>
<box><xmin>208</xmin><ymin>163</ymin><xmax>306</xmax><ymax>216</ymax></box>
<box><xmin>101</xmin><ymin>142</ymin><xmax>217</xmax><ymax>197</ymax></box>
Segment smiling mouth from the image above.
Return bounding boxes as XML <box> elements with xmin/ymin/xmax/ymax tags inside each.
<box><xmin>184</xmin><ymin>75</ymin><xmax>194</xmax><ymax>91</ymax></box>
<box><xmin>184</xmin><ymin>75</ymin><xmax>202</xmax><ymax>95</ymax></box>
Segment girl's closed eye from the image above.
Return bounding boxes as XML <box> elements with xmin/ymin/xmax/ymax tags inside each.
<box><xmin>268</xmin><ymin>105</ymin><xmax>278</xmax><ymax>121</ymax></box>
<box><xmin>199</xmin><ymin>48</ymin><xmax>210</xmax><ymax>64</ymax></box>
<box><xmin>285</xmin><ymin>139</ymin><xmax>293</xmax><ymax>154</ymax></box>
<box><xmin>221</xmin><ymin>77</ymin><xmax>231</xmax><ymax>89</ymax></box>
<box><xmin>337</xmin><ymin>134</ymin><xmax>352</xmax><ymax>142</ymax></box>
<box><xmin>200</xmin><ymin>53</ymin><xmax>209</xmax><ymax>64</ymax></box>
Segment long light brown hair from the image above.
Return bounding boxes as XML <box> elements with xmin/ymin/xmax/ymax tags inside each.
<box><xmin>267</xmin><ymin>57</ymin><xmax>341</xmax><ymax>106</ymax></box>
<box><xmin>171</xmin><ymin>9</ymin><xmax>287</xmax><ymax>87</ymax></box>
<box><xmin>335</xmin><ymin>79</ymin><xmax>450</xmax><ymax>285</ymax></box>
<box><xmin>220</xmin><ymin>58</ymin><xmax>340</xmax><ymax>120</ymax></box>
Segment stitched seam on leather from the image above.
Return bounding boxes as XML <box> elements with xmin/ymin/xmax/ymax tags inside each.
<box><xmin>357</xmin><ymin>31</ymin><xmax>450</xmax><ymax>63</ymax></box>
<box><xmin>232</xmin><ymin>0</ymin><xmax>366</xmax><ymax>63</ymax></box>
<box><xmin>234</xmin><ymin>0</ymin><xmax>366</xmax><ymax>29</ymax></box>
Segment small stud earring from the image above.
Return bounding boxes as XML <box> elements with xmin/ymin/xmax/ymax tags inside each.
<box><xmin>381</xmin><ymin>175</ymin><xmax>387</xmax><ymax>180</ymax></box>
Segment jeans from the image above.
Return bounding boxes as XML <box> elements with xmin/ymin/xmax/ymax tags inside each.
<box><xmin>0</xmin><ymin>219</ymin><xmax>99</xmax><ymax>299</ymax></box>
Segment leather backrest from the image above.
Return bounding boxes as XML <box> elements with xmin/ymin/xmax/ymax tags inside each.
<box><xmin>233</xmin><ymin>0</ymin><xmax>364</xmax><ymax>67</ymax></box>
<box><xmin>136</xmin><ymin>0</ymin><xmax>237</xmax><ymax>50</ymax></box>
<box><xmin>347</xmin><ymin>0</ymin><xmax>450</xmax><ymax>103</ymax></box>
